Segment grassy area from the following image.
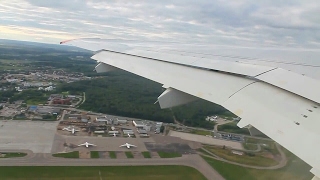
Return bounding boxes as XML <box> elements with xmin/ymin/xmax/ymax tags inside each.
<box><xmin>109</xmin><ymin>151</ymin><xmax>117</xmax><ymax>159</ymax></box>
<box><xmin>26</xmin><ymin>99</ymin><xmax>47</xmax><ymax>105</ymax></box>
<box><xmin>198</xmin><ymin>148</ymin><xmax>212</xmax><ymax>156</ymax></box>
<box><xmin>158</xmin><ymin>151</ymin><xmax>182</xmax><ymax>158</ymax></box>
<box><xmin>142</xmin><ymin>151</ymin><xmax>151</xmax><ymax>158</ymax></box>
<box><xmin>202</xmin><ymin>151</ymin><xmax>313</xmax><ymax>180</ymax></box>
<box><xmin>125</xmin><ymin>151</ymin><xmax>134</xmax><ymax>158</ymax></box>
<box><xmin>52</xmin><ymin>151</ymin><xmax>79</xmax><ymax>158</ymax></box>
<box><xmin>218</xmin><ymin>122</ymin><xmax>251</xmax><ymax>135</ymax></box>
<box><xmin>61</xmin><ymin>91</ymin><xmax>69</xmax><ymax>95</ymax></box>
<box><xmin>190</xmin><ymin>129</ymin><xmax>212</xmax><ymax>136</ymax></box>
<box><xmin>203</xmin><ymin>145</ymin><xmax>278</xmax><ymax>167</ymax></box>
<box><xmin>243</xmin><ymin>143</ymin><xmax>259</xmax><ymax>151</ymax></box>
<box><xmin>0</xmin><ymin>166</ymin><xmax>206</xmax><ymax>180</ymax></box>
<box><xmin>245</xmin><ymin>137</ymin><xmax>278</xmax><ymax>155</ymax></box>
<box><xmin>0</xmin><ymin>152</ymin><xmax>27</xmax><ymax>158</ymax></box>
<box><xmin>90</xmin><ymin>151</ymin><xmax>99</xmax><ymax>158</ymax></box>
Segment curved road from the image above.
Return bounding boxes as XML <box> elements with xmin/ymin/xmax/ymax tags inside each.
<box><xmin>200</xmin><ymin>143</ymin><xmax>287</xmax><ymax>170</ymax></box>
<box><xmin>0</xmin><ymin>152</ymin><xmax>224</xmax><ymax>180</ymax></box>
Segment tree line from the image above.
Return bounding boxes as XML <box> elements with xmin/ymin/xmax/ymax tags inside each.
<box><xmin>57</xmin><ymin>71</ymin><xmax>236</xmax><ymax>129</ymax></box>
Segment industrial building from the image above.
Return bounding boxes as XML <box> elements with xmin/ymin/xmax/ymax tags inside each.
<box><xmin>96</xmin><ymin>117</ymin><xmax>113</xmax><ymax>124</ymax></box>
<box><xmin>133</xmin><ymin>120</ymin><xmax>144</xmax><ymax>128</ymax></box>
<box><xmin>108</xmin><ymin>131</ymin><xmax>119</xmax><ymax>134</ymax></box>
<box><xmin>123</xmin><ymin>129</ymin><xmax>134</xmax><ymax>135</ymax></box>
<box><xmin>137</xmin><ymin>129</ymin><xmax>147</xmax><ymax>134</ymax></box>
<box><xmin>115</xmin><ymin>119</ymin><xmax>127</xmax><ymax>124</ymax></box>
<box><xmin>143</xmin><ymin>125</ymin><xmax>151</xmax><ymax>131</ymax></box>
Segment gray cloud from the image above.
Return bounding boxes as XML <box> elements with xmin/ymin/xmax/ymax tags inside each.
<box><xmin>0</xmin><ymin>0</ymin><xmax>319</xmax><ymax>48</ymax></box>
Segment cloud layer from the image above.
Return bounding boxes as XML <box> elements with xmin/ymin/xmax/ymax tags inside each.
<box><xmin>0</xmin><ymin>0</ymin><xmax>319</xmax><ymax>48</ymax></box>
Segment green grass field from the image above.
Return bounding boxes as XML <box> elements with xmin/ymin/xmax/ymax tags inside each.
<box><xmin>90</xmin><ymin>151</ymin><xmax>99</xmax><ymax>158</ymax></box>
<box><xmin>245</xmin><ymin>137</ymin><xmax>278</xmax><ymax>155</ymax></box>
<box><xmin>203</xmin><ymin>145</ymin><xmax>278</xmax><ymax>167</ymax></box>
<box><xmin>0</xmin><ymin>166</ymin><xmax>206</xmax><ymax>180</ymax></box>
<box><xmin>109</xmin><ymin>151</ymin><xmax>117</xmax><ymax>159</ymax></box>
<box><xmin>52</xmin><ymin>151</ymin><xmax>79</xmax><ymax>158</ymax></box>
<box><xmin>0</xmin><ymin>152</ymin><xmax>27</xmax><ymax>158</ymax></box>
<box><xmin>202</xmin><ymin>153</ymin><xmax>313</xmax><ymax>180</ymax></box>
<box><xmin>142</xmin><ymin>151</ymin><xmax>151</xmax><ymax>158</ymax></box>
<box><xmin>125</xmin><ymin>151</ymin><xmax>134</xmax><ymax>158</ymax></box>
<box><xmin>158</xmin><ymin>151</ymin><xmax>182</xmax><ymax>158</ymax></box>
<box><xmin>242</xmin><ymin>143</ymin><xmax>259</xmax><ymax>151</ymax></box>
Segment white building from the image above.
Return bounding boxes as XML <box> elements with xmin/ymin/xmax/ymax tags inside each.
<box><xmin>133</xmin><ymin>120</ymin><xmax>144</xmax><ymax>128</ymax></box>
<box><xmin>137</xmin><ymin>129</ymin><xmax>147</xmax><ymax>134</ymax></box>
<box><xmin>206</xmin><ymin>115</ymin><xmax>218</xmax><ymax>122</ymax></box>
<box><xmin>108</xmin><ymin>131</ymin><xmax>119</xmax><ymax>134</ymax></box>
<box><xmin>143</xmin><ymin>125</ymin><xmax>151</xmax><ymax>131</ymax></box>
<box><xmin>123</xmin><ymin>129</ymin><xmax>134</xmax><ymax>135</ymax></box>
<box><xmin>156</xmin><ymin>122</ymin><xmax>163</xmax><ymax>126</ymax></box>
<box><xmin>116</xmin><ymin>119</ymin><xmax>127</xmax><ymax>124</ymax></box>
<box><xmin>44</xmin><ymin>86</ymin><xmax>54</xmax><ymax>91</ymax></box>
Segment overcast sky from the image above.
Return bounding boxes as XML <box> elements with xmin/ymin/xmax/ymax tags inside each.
<box><xmin>0</xmin><ymin>0</ymin><xmax>320</xmax><ymax>48</ymax></box>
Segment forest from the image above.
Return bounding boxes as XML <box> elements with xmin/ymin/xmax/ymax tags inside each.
<box><xmin>57</xmin><ymin>71</ymin><xmax>236</xmax><ymax>129</ymax></box>
<box><xmin>0</xmin><ymin>40</ymin><xmax>236</xmax><ymax>129</ymax></box>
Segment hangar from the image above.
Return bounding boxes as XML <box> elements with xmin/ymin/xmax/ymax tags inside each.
<box><xmin>132</xmin><ymin>120</ymin><xmax>144</xmax><ymax>128</ymax></box>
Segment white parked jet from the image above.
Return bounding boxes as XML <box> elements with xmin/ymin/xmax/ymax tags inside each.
<box><xmin>112</xmin><ymin>133</ymin><xmax>117</xmax><ymax>137</ymax></box>
<box><xmin>77</xmin><ymin>142</ymin><xmax>97</xmax><ymax>148</ymax></box>
<box><xmin>119</xmin><ymin>143</ymin><xmax>137</xmax><ymax>149</ymax></box>
<box><xmin>127</xmin><ymin>134</ymin><xmax>132</xmax><ymax>138</ymax></box>
<box><xmin>63</xmin><ymin>126</ymin><xmax>80</xmax><ymax>134</ymax></box>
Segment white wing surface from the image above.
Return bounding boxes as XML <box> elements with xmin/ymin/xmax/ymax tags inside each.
<box><xmin>61</xmin><ymin>38</ymin><xmax>320</xmax><ymax>178</ymax></box>
<box><xmin>128</xmin><ymin>144</ymin><xmax>137</xmax><ymax>147</ymax></box>
<box><xmin>87</xmin><ymin>143</ymin><xmax>96</xmax><ymax>146</ymax></box>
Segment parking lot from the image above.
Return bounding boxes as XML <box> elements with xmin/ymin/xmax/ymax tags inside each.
<box><xmin>51</xmin><ymin>135</ymin><xmax>155</xmax><ymax>153</ymax></box>
<box><xmin>169</xmin><ymin>130</ymin><xmax>243</xmax><ymax>150</ymax></box>
<box><xmin>0</xmin><ymin>121</ymin><xmax>58</xmax><ymax>153</ymax></box>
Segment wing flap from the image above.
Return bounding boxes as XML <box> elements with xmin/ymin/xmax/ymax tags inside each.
<box><xmin>223</xmin><ymin>82</ymin><xmax>320</xmax><ymax>177</ymax></box>
<box><xmin>91</xmin><ymin>50</ymin><xmax>256</xmax><ymax>105</ymax></box>
<box><xmin>256</xmin><ymin>68</ymin><xmax>320</xmax><ymax>104</ymax></box>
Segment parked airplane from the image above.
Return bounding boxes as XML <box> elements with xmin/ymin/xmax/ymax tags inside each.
<box><xmin>78</xmin><ymin>142</ymin><xmax>97</xmax><ymax>148</ymax></box>
<box><xmin>119</xmin><ymin>143</ymin><xmax>137</xmax><ymax>149</ymax></box>
<box><xmin>127</xmin><ymin>134</ymin><xmax>132</xmax><ymax>138</ymax></box>
<box><xmin>63</xmin><ymin>126</ymin><xmax>79</xmax><ymax>134</ymax></box>
<box><xmin>112</xmin><ymin>133</ymin><xmax>117</xmax><ymax>137</ymax></box>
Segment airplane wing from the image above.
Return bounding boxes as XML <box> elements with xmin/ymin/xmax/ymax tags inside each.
<box><xmin>61</xmin><ymin>38</ymin><xmax>320</xmax><ymax>179</ymax></box>
<box><xmin>87</xmin><ymin>143</ymin><xmax>97</xmax><ymax>146</ymax></box>
<box><xmin>77</xmin><ymin>143</ymin><xmax>86</xmax><ymax>146</ymax></box>
<box><xmin>119</xmin><ymin>144</ymin><xmax>127</xmax><ymax>147</ymax></box>
<box><xmin>129</xmin><ymin>144</ymin><xmax>137</xmax><ymax>147</ymax></box>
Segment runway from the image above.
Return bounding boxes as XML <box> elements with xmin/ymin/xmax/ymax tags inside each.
<box><xmin>0</xmin><ymin>152</ymin><xmax>224</xmax><ymax>180</ymax></box>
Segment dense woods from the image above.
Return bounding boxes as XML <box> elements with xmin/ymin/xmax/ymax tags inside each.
<box><xmin>58</xmin><ymin>71</ymin><xmax>236</xmax><ymax>129</ymax></box>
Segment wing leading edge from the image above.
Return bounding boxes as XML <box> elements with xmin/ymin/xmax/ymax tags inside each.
<box><xmin>61</xmin><ymin>39</ymin><xmax>320</xmax><ymax>179</ymax></box>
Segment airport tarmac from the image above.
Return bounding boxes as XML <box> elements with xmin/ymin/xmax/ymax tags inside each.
<box><xmin>51</xmin><ymin>135</ymin><xmax>155</xmax><ymax>153</ymax></box>
<box><xmin>0</xmin><ymin>121</ymin><xmax>58</xmax><ymax>153</ymax></box>
<box><xmin>145</xmin><ymin>142</ymin><xmax>196</xmax><ymax>154</ymax></box>
<box><xmin>169</xmin><ymin>130</ymin><xmax>243</xmax><ymax>150</ymax></box>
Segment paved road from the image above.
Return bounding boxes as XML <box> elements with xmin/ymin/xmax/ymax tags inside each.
<box><xmin>0</xmin><ymin>152</ymin><xmax>224</xmax><ymax>180</ymax></box>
